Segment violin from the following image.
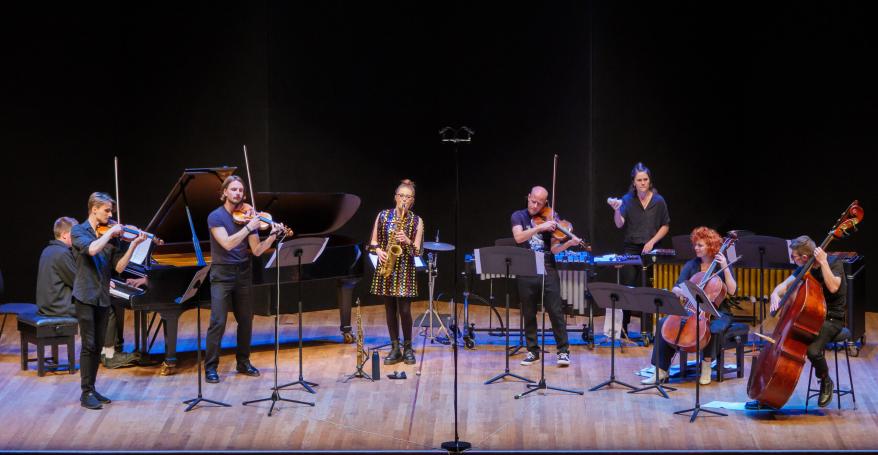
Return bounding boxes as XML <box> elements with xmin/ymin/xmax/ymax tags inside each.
<box><xmin>96</xmin><ymin>219</ymin><xmax>164</xmax><ymax>245</ymax></box>
<box><xmin>531</xmin><ymin>206</ymin><xmax>590</xmax><ymax>250</ymax></box>
<box><xmin>232</xmin><ymin>203</ymin><xmax>293</xmax><ymax>236</ymax></box>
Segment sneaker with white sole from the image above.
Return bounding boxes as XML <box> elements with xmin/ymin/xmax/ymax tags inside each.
<box><xmin>520</xmin><ymin>351</ymin><xmax>539</xmax><ymax>366</ymax></box>
<box><xmin>557</xmin><ymin>352</ymin><xmax>570</xmax><ymax>367</ymax></box>
<box><xmin>640</xmin><ymin>367</ymin><xmax>669</xmax><ymax>384</ymax></box>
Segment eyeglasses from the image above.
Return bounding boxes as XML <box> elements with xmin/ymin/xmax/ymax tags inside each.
<box><xmin>395</xmin><ymin>193</ymin><xmax>414</xmax><ymax>200</ymax></box>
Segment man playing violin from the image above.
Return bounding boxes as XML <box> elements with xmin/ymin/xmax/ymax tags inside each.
<box><xmin>746</xmin><ymin>235</ymin><xmax>846</xmax><ymax>409</ymax></box>
<box><xmin>204</xmin><ymin>175</ymin><xmax>290</xmax><ymax>384</ymax></box>
<box><xmin>70</xmin><ymin>192</ymin><xmax>147</xmax><ymax>409</ymax></box>
<box><xmin>511</xmin><ymin>186</ymin><xmax>583</xmax><ymax>367</ymax></box>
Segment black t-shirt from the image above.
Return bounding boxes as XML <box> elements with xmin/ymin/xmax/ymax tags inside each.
<box><xmin>796</xmin><ymin>261</ymin><xmax>847</xmax><ymax>320</ymax></box>
<box><xmin>619</xmin><ymin>192</ymin><xmax>670</xmax><ymax>245</ymax></box>
<box><xmin>511</xmin><ymin>209</ymin><xmax>555</xmax><ymax>264</ymax></box>
<box><xmin>71</xmin><ymin>223</ymin><xmax>126</xmax><ymax>307</ymax></box>
<box><xmin>208</xmin><ymin>206</ymin><xmax>256</xmax><ymax>264</ymax></box>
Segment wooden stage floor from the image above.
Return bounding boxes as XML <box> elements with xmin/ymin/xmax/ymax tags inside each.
<box><xmin>1</xmin><ymin>302</ymin><xmax>876</xmax><ymax>452</ymax></box>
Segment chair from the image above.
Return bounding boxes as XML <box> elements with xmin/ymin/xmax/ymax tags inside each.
<box><xmin>805</xmin><ymin>327</ymin><xmax>857</xmax><ymax>412</ymax></box>
<box><xmin>0</xmin><ymin>270</ymin><xmax>38</xmax><ymax>345</ymax></box>
<box><xmin>677</xmin><ymin>322</ymin><xmax>749</xmax><ymax>381</ymax></box>
<box><xmin>18</xmin><ymin>311</ymin><xmax>78</xmax><ymax>376</ymax></box>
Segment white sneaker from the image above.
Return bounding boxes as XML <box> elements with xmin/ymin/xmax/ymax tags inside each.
<box><xmin>699</xmin><ymin>360</ymin><xmax>712</xmax><ymax>385</ymax></box>
<box><xmin>640</xmin><ymin>368</ymin><xmax>669</xmax><ymax>384</ymax></box>
<box><xmin>557</xmin><ymin>352</ymin><xmax>570</xmax><ymax>367</ymax></box>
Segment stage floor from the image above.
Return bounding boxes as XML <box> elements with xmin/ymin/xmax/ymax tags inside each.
<box><xmin>1</xmin><ymin>302</ymin><xmax>875</xmax><ymax>452</ymax></box>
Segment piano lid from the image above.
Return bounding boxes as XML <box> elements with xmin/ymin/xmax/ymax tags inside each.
<box><xmin>255</xmin><ymin>192</ymin><xmax>360</xmax><ymax>235</ymax></box>
<box><xmin>145</xmin><ymin>167</ymin><xmax>236</xmax><ymax>244</ymax></box>
<box><xmin>144</xmin><ymin>167</ymin><xmax>361</xmax><ymax>244</ymax></box>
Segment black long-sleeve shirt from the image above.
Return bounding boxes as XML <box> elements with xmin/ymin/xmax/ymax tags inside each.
<box><xmin>71</xmin><ymin>223</ymin><xmax>126</xmax><ymax>308</ymax></box>
<box><xmin>36</xmin><ymin>240</ymin><xmax>77</xmax><ymax>317</ymax></box>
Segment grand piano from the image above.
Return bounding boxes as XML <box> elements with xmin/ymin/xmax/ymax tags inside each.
<box><xmin>115</xmin><ymin>167</ymin><xmax>363</xmax><ymax>374</ymax></box>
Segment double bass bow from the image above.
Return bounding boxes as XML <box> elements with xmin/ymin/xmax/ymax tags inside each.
<box><xmin>747</xmin><ymin>201</ymin><xmax>863</xmax><ymax>409</ymax></box>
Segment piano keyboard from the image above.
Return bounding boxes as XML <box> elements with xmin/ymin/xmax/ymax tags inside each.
<box><xmin>109</xmin><ymin>279</ymin><xmax>146</xmax><ymax>301</ymax></box>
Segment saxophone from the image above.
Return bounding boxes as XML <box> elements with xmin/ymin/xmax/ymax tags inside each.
<box><xmin>377</xmin><ymin>205</ymin><xmax>408</xmax><ymax>278</ymax></box>
<box><xmin>354</xmin><ymin>298</ymin><xmax>367</xmax><ymax>371</ymax></box>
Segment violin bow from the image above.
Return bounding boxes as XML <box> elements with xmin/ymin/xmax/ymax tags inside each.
<box><xmin>550</xmin><ymin>154</ymin><xmax>558</xmax><ymax>222</ymax></box>
<box><xmin>242</xmin><ymin>144</ymin><xmax>258</xmax><ymax>212</ymax></box>
<box><xmin>114</xmin><ymin>156</ymin><xmax>122</xmax><ymax>224</ymax></box>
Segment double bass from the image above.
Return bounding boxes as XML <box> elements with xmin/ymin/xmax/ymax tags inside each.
<box><xmin>747</xmin><ymin>201</ymin><xmax>863</xmax><ymax>409</ymax></box>
<box><xmin>661</xmin><ymin>234</ymin><xmax>736</xmax><ymax>352</ymax></box>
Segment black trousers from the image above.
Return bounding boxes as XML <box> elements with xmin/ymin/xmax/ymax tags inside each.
<box><xmin>104</xmin><ymin>300</ymin><xmax>125</xmax><ymax>351</ymax></box>
<box><xmin>650</xmin><ymin>313</ymin><xmax>732</xmax><ymax>371</ymax></box>
<box><xmin>620</xmin><ymin>243</ymin><xmax>653</xmax><ymax>333</ymax></box>
<box><xmin>205</xmin><ymin>263</ymin><xmax>254</xmax><ymax>371</ymax></box>
<box><xmin>517</xmin><ymin>267</ymin><xmax>569</xmax><ymax>354</ymax></box>
<box><xmin>74</xmin><ymin>299</ymin><xmax>110</xmax><ymax>393</ymax></box>
<box><xmin>376</xmin><ymin>296</ymin><xmax>413</xmax><ymax>342</ymax></box>
<box><xmin>807</xmin><ymin>318</ymin><xmax>844</xmax><ymax>379</ymax></box>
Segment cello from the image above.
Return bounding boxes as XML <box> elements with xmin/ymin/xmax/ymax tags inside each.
<box><xmin>661</xmin><ymin>233</ymin><xmax>737</xmax><ymax>353</ymax></box>
<box><xmin>747</xmin><ymin>201</ymin><xmax>864</xmax><ymax>409</ymax></box>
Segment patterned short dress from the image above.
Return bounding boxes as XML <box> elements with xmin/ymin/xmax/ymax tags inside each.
<box><xmin>370</xmin><ymin>208</ymin><xmax>421</xmax><ymax>297</ymax></box>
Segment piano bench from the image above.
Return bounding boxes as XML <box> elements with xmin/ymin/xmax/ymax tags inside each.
<box><xmin>18</xmin><ymin>312</ymin><xmax>78</xmax><ymax>377</ymax></box>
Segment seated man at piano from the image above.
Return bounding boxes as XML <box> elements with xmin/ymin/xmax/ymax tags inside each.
<box><xmin>35</xmin><ymin>217</ymin><xmax>79</xmax><ymax>317</ymax></box>
<box><xmin>746</xmin><ymin>235</ymin><xmax>846</xmax><ymax>409</ymax></box>
<box><xmin>204</xmin><ymin>175</ymin><xmax>289</xmax><ymax>384</ymax></box>
<box><xmin>639</xmin><ymin>226</ymin><xmax>736</xmax><ymax>386</ymax></box>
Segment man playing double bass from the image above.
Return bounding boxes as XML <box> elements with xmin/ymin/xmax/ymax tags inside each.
<box><xmin>746</xmin><ymin>235</ymin><xmax>846</xmax><ymax>409</ymax></box>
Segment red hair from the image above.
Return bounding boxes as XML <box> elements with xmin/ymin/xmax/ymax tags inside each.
<box><xmin>690</xmin><ymin>226</ymin><xmax>722</xmax><ymax>258</ymax></box>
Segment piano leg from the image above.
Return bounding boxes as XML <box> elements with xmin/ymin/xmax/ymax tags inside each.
<box><xmin>338</xmin><ymin>278</ymin><xmax>359</xmax><ymax>344</ymax></box>
<box><xmin>158</xmin><ymin>310</ymin><xmax>181</xmax><ymax>375</ymax></box>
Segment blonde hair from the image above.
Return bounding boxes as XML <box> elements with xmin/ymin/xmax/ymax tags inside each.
<box><xmin>87</xmin><ymin>192</ymin><xmax>115</xmax><ymax>212</ymax></box>
<box><xmin>396</xmin><ymin>179</ymin><xmax>416</xmax><ymax>196</ymax></box>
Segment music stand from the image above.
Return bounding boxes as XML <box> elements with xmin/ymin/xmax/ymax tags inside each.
<box><xmin>588</xmin><ymin>282</ymin><xmax>637</xmax><ymax>392</ymax></box>
<box><xmin>179</xmin><ymin>265</ymin><xmax>229</xmax><ymax>412</ymax></box>
<box><xmin>674</xmin><ymin>280</ymin><xmax>727</xmax><ymax>422</ymax></box>
<box><xmin>733</xmin><ymin>236</ymin><xmax>791</xmax><ymax>333</ymax></box>
<box><xmin>243</xmin><ymin>237</ymin><xmax>326</xmax><ymax>415</ymax></box>
<box><xmin>628</xmin><ymin>287</ymin><xmax>687</xmax><ymax>399</ymax></box>
<box><xmin>273</xmin><ymin>237</ymin><xmax>327</xmax><ymax>395</ymax></box>
<box><xmin>479</xmin><ymin>246</ymin><xmax>537</xmax><ymax>385</ymax></box>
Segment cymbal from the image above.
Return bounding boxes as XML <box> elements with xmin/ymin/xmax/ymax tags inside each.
<box><xmin>423</xmin><ymin>241</ymin><xmax>455</xmax><ymax>252</ymax></box>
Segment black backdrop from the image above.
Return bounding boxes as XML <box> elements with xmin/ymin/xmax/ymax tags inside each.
<box><xmin>2</xmin><ymin>2</ymin><xmax>870</xmax><ymax>306</ymax></box>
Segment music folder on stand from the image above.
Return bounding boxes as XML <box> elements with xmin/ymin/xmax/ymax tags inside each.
<box><xmin>588</xmin><ymin>282</ymin><xmax>637</xmax><ymax>392</ymax></box>
<box><xmin>478</xmin><ymin>246</ymin><xmax>538</xmax><ymax>385</ymax></box>
<box><xmin>628</xmin><ymin>287</ymin><xmax>688</xmax><ymax>399</ymax></box>
<box><xmin>243</xmin><ymin>237</ymin><xmax>327</xmax><ymax>416</ymax></box>
<box><xmin>179</xmin><ymin>265</ymin><xmax>230</xmax><ymax>412</ymax></box>
<box><xmin>674</xmin><ymin>280</ymin><xmax>727</xmax><ymax>422</ymax></box>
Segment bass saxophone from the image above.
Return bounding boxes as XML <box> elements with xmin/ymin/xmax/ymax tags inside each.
<box><xmin>377</xmin><ymin>205</ymin><xmax>408</xmax><ymax>278</ymax></box>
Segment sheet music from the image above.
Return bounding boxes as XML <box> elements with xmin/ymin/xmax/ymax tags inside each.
<box><xmin>130</xmin><ymin>238</ymin><xmax>152</xmax><ymax>266</ymax></box>
<box><xmin>265</xmin><ymin>238</ymin><xmax>329</xmax><ymax>268</ymax></box>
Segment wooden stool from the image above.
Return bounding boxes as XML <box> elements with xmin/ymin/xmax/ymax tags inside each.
<box><xmin>18</xmin><ymin>312</ymin><xmax>78</xmax><ymax>376</ymax></box>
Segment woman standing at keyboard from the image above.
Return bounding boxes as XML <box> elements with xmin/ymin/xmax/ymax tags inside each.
<box><xmin>606</xmin><ymin>162</ymin><xmax>670</xmax><ymax>338</ymax></box>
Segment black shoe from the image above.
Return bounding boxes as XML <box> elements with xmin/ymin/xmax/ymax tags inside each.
<box><xmin>745</xmin><ymin>400</ymin><xmax>774</xmax><ymax>410</ymax></box>
<box><xmin>818</xmin><ymin>376</ymin><xmax>834</xmax><ymax>408</ymax></box>
<box><xmin>92</xmin><ymin>391</ymin><xmax>112</xmax><ymax>404</ymax></box>
<box><xmin>102</xmin><ymin>352</ymin><xmax>139</xmax><ymax>369</ymax></box>
<box><xmin>205</xmin><ymin>369</ymin><xmax>220</xmax><ymax>384</ymax></box>
<box><xmin>384</xmin><ymin>340</ymin><xmax>403</xmax><ymax>365</ymax></box>
<box><xmin>402</xmin><ymin>341</ymin><xmax>416</xmax><ymax>365</ymax></box>
<box><xmin>236</xmin><ymin>361</ymin><xmax>260</xmax><ymax>377</ymax></box>
<box><xmin>80</xmin><ymin>392</ymin><xmax>103</xmax><ymax>410</ymax></box>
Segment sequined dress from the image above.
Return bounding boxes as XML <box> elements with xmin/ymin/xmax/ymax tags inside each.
<box><xmin>370</xmin><ymin>209</ymin><xmax>421</xmax><ymax>297</ymax></box>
